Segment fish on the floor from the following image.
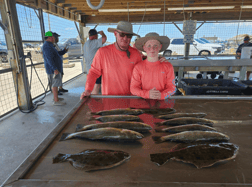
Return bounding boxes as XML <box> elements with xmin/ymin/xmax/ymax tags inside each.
<box><xmin>76</xmin><ymin>121</ymin><xmax>152</xmax><ymax>132</ymax></box>
<box><xmin>152</xmin><ymin>130</ymin><xmax>229</xmax><ymax>143</ymax></box>
<box><xmin>150</xmin><ymin>142</ymin><xmax>239</xmax><ymax>169</ymax></box>
<box><xmin>137</xmin><ymin>108</ymin><xmax>176</xmax><ymax>115</ymax></box>
<box><xmin>155</xmin><ymin>124</ymin><xmax>217</xmax><ymax>133</ymax></box>
<box><xmin>91</xmin><ymin>108</ymin><xmax>144</xmax><ymax>116</ymax></box>
<box><xmin>155</xmin><ymin>117</ymin><xmax>214</xmax><ymax>127</ymax></box>
<box><xmin>90</xmin><ymin>115</ymin><xmax>140</xmax><ymax>122</ymax></box>
<box><xmin>53</xmin><ymin>149</ymin><xmax>131</xmax><ymax>171</ymax></box>
<box><xmin>157</xmin><ymin>113</ymin><xmax>207</xmax><ymax>120</ymax></box>
<box><xmin>60</xmin><ymin>127</ymin><xmax>144</xmax><ymax>141</ymax></box>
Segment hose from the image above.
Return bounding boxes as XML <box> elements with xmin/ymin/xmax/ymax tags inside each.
<box><xmin>86</xmin><ymin>0</ymin><xmax>105</xmax><ymax>10</ymax></box>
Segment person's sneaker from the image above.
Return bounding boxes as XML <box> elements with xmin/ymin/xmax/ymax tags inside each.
<box><xmin>58</xmin><ymin>91</ymin><xmax>63</xmax><ymax>95</ymax></box>
<box><xmin>53</xmin><ymin>98</ymin><xmax>64</xmax><ymax>102</ymax></box>
<box><xmin>53</xmin><ymin>100</ymin><xmax>66</xmax><ymax>106</ymax></box>
<box><xmin>59</xmin><ymin>88</ymin><xmax>68</xmax><ymax>92</ymax></box>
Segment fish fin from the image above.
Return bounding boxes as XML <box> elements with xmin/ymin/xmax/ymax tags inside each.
<box><xmin>152</xmin><ymin>136</ymin><xmax>163</xmax><ymax>143</ymax></box>
<box><xmin>52</xmin><ymin>153</ymin><xmax>67</xmax><ymax>163</ymax></box>
<box><xmin>76</xmin><ymin>124</ymin><xmax>83</xmax><ymax>132</ymax></box>
<box><xmin>154</xmin><ymin>128</ymin><xmax>164</xmax><ymax>132</ymax></box>
<box><xmin>150</xmin><ymin>153</ymin><xmax>171</xmax><ymax>166</ymax></box>
<box><xmin>154</xmin><ymin>122</ymin><xmax>162</xmax><ymax>126</ymax></box>
<box><xmin>59</xmin><ymin>133</ymin><xmax>71</xmax><ymax>141</ymax></box>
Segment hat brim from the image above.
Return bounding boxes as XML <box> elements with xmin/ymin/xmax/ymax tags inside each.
<box><xmin>108</xmin><ymin>28</ymin><xmax>139</xmax><ymax>37</ymax></box>
<box><xmin>135</xmin><ymin>36</ymin><xmax>170</xmax><ymax>52</ymax></box>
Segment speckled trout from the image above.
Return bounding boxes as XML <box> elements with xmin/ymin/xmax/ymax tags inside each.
<box><xmin>152</xmin><ymin>130</ymin><xmax>229</xmax><ymax>143</ymax></box>
<box><xmin>155</xmin><ymin>117</ymin><xmax>214</xmax><ymax>126</ymax></box>
<box><xmin>155</xmin><ymin>124</ymin><xmax>217</xmax><ymax>133</ymax></box>
<box><xmin>60</xmin><ymin>127</ymin><xmax>144</xmax><ymax>141</ymax></box>
<box><xmin>157</xmin><ymin>113</ymin><xmax>207</xmax><ymax>120</ymax></box>
<box><xmin>76</xmin><ymin>121</ymin><xmax>152</xmax><ymax>132</ymax></box>
<box><xmin>91</xmin><ymin>108</ymin><xmax>144</xmax><ymax>116</ymax></box>
<box><xmin>90</xmin><ymin>115</ymin><xmax>140</xmax><ymax>122</ymax></box>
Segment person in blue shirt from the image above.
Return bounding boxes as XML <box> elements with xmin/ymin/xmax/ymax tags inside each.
<box><xmin>42</xmin><ymin>31</ymin><xmax>67</xmax><ymax>105</ymax></box>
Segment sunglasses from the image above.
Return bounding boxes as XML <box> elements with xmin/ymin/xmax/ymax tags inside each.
<box><xmin>117</xmin><ymin>31</ymin><xmax>133</xmax><ymax>39</ymax></box>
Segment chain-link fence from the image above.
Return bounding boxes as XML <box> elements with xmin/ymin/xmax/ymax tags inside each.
<box><xmin>88</xmin><ymin>21</ymin><xmax>252</xmax><ymax>59</ymax></box>
<box><xmin>0</xmin><ymin>3</ymin><xmax>83</xmax><ymax>118</ymax></box>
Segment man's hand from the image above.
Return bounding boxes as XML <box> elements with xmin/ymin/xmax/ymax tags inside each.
<box><xmin>54</xmin><ymin>69</ymin><xmax>59</xmax><ymax>75</ymax></box>
<box><xmin>159</xmin><ymin>56</ymin><xmax>169</xmax><ymax>63</ymax></box>
<box><xmin>80</xmin><ymin>90</ymin><xmax>92</xmax><ymax>99</ymax></box>
<box><xmin>64</xmin><ymin>47</ymin><xmax>69</xmax><ymax>52</ymax></box>
<box><xmin>98</xmin><ymin>31</ymin><xmax>104</xmax><ymax>35</ymax></box>
<box><xmin>149</xmin><ymin>87</ymin><xmax>161</xmax><ymax>100</ymax></box>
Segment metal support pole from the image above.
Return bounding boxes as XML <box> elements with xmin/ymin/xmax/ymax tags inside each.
<box><xmin>0</xmin><ymin>0</ymin><xmax>33</xmax><ymax>111</ymax></box>
<box><xmin>177</xmin><ymin>67</ymin><xmax>184</xmax><ymax>87</ymax></box>
<box><xmin>38</xmin><ymin>8</ymin><xmax>45</xmax><ymax>43</ymax></box>
<box><xmin>79</xmin><ymin>22</ymin><xmax>86</xmax><ymax>73</ymax></box>
<box><xmin>184</xmin><ymin>43</ymin><xmax>190</xmax><ymax>60</ymax></box>
<box><xmin>239</xmin><ymin>66</ymin><xmax>247</xmax><ymax>80</ymax></box>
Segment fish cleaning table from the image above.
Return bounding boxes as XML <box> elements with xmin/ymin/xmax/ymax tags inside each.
<box><xmin>3</xmin><ymin>96</ymin><xmax>252</xmax><ymax>187</ymax></box>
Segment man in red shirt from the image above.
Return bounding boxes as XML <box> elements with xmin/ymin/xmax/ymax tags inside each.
<box><xmin>130</xmin><ymin>32</ymin><xmax>176</xmax><ymax>100</ymax></box>
<box><xmin>80</xmin><ymin>21</ymin><xmax>142</xmax><ymax>98</ymax></box>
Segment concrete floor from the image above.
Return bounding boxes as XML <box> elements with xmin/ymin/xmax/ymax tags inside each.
<box><xmin>0</xmin><ymin>74</ymin><xmax>87</xmax><ymax>186</ymax></box>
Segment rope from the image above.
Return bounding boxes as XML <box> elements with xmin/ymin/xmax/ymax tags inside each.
<box><xmin>235</xmin><ymin>0</ymin><xmax>244</xmax><ymax>45</ymax></box>
<box><xmin>137</xmin><ymin>3</ymin><xmax>146</xmax><ymax>35</ymax></box>
<box><xmin>163</xmin><ymin>0</ymin><xmax>165</xmax><ymax>35</ymax></box>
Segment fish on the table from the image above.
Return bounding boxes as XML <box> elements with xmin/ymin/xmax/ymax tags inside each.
<box><xmin>152</xmin><ymin>130</ymin><xmax>230</xmax><ymax>143</ymax></box>
<box><xmin>53</xmin><ymin>149</ymin><xmax>131</xmax><ymax>171</ymax></box>
<box><xmin>155</xmin><ymin>124</ymin><xmax>217</xmax><ymax>133</ymax></box>
<box><xmin>60</xmin><ymin>127</ymin><xmax>144</xmax><ymax>141</ymax></box>
<box><xmin>137</xmin><ymin>108</ymin><xmax>176</xmax><ymax>115</ymax></box>
<box><xmin>157</xmin><ymin>113</ymin><xmax>207</xmax><ymax>120</ymax></box>
<box><xmin>90</xmin><ymin>115</ymin><xmax>141</xmax><ymax>122</ymax></box>
<box><xmin>91</xmin><ymin>108</ymin><xmax>144</xmax><ymax>116</ymax></box>
<box><xmin>76</xmin><ymin>121</ymin><xmax>152</xmax><ymax>132</ymax></box>
<box><xmin>150</xmin><ymin>142</ymin><xmax>239</xmax><ymax>169</ymax></box>
<box><xmin>155</xmin><ymin>117</ymin><xmax>214</xmax><ymax>127</ymax></box>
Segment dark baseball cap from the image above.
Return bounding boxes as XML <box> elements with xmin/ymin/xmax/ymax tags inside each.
<box><xmin>52</xmin><ymin>32</ymin><xmax>61</xmax><ymax>37</ymax></box>
<box><xmin>89</xmin><ymin>29</ymin><xmax>98</xmax><ymax>36</ymax></box>
<box><xmin>244</xmin><ymin>36</ymin><xmax>250</xmax><ymax>41</ymax></box>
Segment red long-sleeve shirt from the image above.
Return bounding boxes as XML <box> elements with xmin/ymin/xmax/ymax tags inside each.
<box><xmin>85</xmin><ymin>44</ymin><xmax>142</xmax><ymax>95</ymax></box>
<box><xmin>130</xmin><ymin>60</ymin><xmax>176</xmax><ymax>100</ymax></box>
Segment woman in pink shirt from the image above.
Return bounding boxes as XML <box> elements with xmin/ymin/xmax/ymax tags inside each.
<box><xmin>130</xmin><ymin>32</ymin><xmax>176</xmax><ymax>100</ymax></box>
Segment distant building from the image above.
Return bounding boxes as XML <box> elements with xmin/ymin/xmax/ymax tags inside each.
<box><xmin>202</xmin><ymin>35</ymin><xmax>218</xmax><ymax>42</ymax></box>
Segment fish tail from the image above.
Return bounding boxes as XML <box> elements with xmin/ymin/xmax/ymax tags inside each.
<box><xmin>150</xmin><ymin>153</ymin><xmax>172</xmax><ymax>166</ymax></box>
<box><xmin>52</xmin><ymin>153</ymin><xmax>68</xmax><ymax>163</ymax></box>
<box><xmin>59</xmin><ymin>133</ymin><xmax>71</xmax><ymax>141</ymax></box>
<box><xmin>152</xmin><ymin>136</ymin><xmax>163</xmax><ymax>143</ymax></box>
<box><xmin>154</xmin><ymin>122</ymin><xmax>162</xmax><ymax>126</ymax></box>
<box><xmin>89</xmin><ymin>117</ymin><xmax>95</xmax><ymax>121</ymax></box>
<box><xmin>75</xmin><ymin>124</ymin><xmax>83</xmax><ymax>132</ymax></box>
<box><xmin>154</xmin><ymin>128</ymin><xmax>164</xmax><ymax>132</ymax></box>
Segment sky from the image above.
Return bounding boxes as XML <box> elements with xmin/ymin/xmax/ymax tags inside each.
<box><xmin>0</xmin><ymin>4</ymin><xmax>252</xmax><ymax>44</ymax></box>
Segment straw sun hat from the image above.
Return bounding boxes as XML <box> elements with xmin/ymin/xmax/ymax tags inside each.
<box><xmin>135</xmin><ymin>32</ymin><xmax>170</xmax><ymax>52</ymax></box>
<box><xmin>108</xmin><ymin>21</ymin><xmax>139</xmax><ymax>36</ymax></box>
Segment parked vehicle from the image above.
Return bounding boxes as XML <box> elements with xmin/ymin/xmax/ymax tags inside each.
<box><xmin>199</xmin><ymin>38</ymin><xmax>225</xmax><ymax>51</ymax></box>
<box><xmin>0</xmin><ymin>41</ymin><xmax>8</xmax><ymax>63</ymax></box>
<box><xmin>57</xmin><ymin>38</ymin><xmax>82</xmax><ymax>58</ymax></box>
<box><xmin>163</xmin><ymin>38</ymin><xmax>222</xmax><ymax>56</ymax></box>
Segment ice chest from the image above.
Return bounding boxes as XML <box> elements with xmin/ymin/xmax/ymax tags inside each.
<box><xmin>180</xmin><ymin>79</ymin><xmax>247</xmax><ymax>95</ymax></box>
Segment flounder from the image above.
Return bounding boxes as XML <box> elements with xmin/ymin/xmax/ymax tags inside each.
<box><xmin>152</xmin><ymin>130</ymin><xmax>230</xmax><ymax>143</ymax></box>
<box><xmin>155</xmin><ymin>124</ymin><xmax>217</xmax><ymax>133</ymax></box>
<box><xmin>60</xmin><ymin>127</ymin><xmax>144</xmax><ymax>141</ymax></box>
<box><xmin>150</xmin><ymin>142</ymin><xmax>239</xmax><ymax>169</ymax></box>
<box><xmin>76</xmin><ymin>121</ymin><xmax>152</xmax><ymax>132</ymax></box>
<box><xmin>53</xmin><ymin>149</ymin><xmax>130</xmax><ymax>171</ymax></box>
<box><xmin>155</xmin><ymin>117</ymin><xmax>214</xmax><ymax>127</ymax></box>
